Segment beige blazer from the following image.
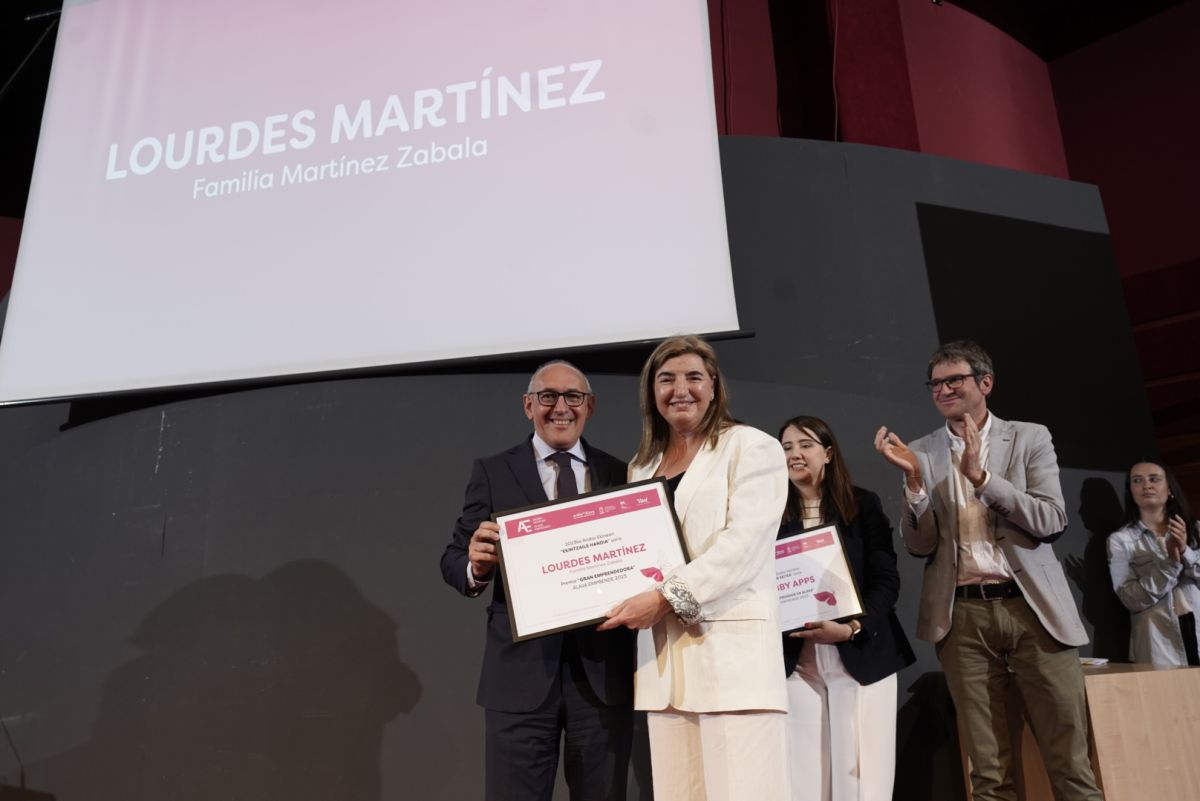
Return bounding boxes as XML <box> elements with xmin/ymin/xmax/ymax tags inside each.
<box><xmin>901</xmin><ymin>416</ymin><xmax>1088</xmax><ymax>647</ymax></box>
<box><xmin>629</xmin><ymin>425</ymin><xmax>789</xmax><ymax>712</ymax></box>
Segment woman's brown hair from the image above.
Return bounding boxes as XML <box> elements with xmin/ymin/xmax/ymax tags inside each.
<box><xmin>777</xmin><ymin>415</ymin><xmax>858</xmax><ymax>525</ymax></box>
<box><xmin>631</xmin><ymin>335</ymin><xmax>735</xmax><ymax>469</ymax></box>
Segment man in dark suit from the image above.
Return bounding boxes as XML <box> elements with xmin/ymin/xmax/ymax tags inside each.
<box><xmin>440</xmin><ymin>360</ymin><xmax>634</xmax><ymax>801</ymax></box>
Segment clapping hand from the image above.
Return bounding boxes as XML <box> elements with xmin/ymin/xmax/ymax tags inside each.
<box><xmin>874</xmin><ymin>426</ymin><xmax>923</xmax><ymax>491</ymax></box>
<box><xmin>1166</xmin><ymin>514</ymin><xmax>1189</xmax><ymax>563</ymax></box>
<box><xmin>959</xmin><ymin>414</ymin><xmax>986</xmax><ymax>487</ymax></box>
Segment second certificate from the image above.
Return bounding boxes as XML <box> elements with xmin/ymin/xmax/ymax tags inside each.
<box><xmin>775</xmin><ymin>522</ymin><xmax>864</xmax><ymax>632</ymax></box>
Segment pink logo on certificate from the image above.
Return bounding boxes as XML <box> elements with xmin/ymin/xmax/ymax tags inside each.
<box><xmin>505</xmin><ymin>489</ymin><xmax>663</xmax><ymax>538</ymax></box>
<box><xmin>774</xmin><ymin>530</ymin><xmax>835</xmax><ymax>559</ymax></box>
<box><xmin>814</xmin><ymin>591</ymin><xmax>837</xmax><ymax>606</ymax></box>
<box><xmin>640</xmin><ymin>566</ymin><xmax>664</xmax><ymax>582</ymax></box>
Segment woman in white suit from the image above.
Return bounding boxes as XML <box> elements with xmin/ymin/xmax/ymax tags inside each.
<box><xmin>600</xmin><ymin>335</ymin><xmax>790</xmax><ymax>801</ymax></box>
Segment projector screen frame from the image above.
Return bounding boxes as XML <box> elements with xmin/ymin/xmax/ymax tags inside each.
<box><xmin>40</xmin><ymin>328</ymin><xmax>756</xmax><ymax>426</ymax></box>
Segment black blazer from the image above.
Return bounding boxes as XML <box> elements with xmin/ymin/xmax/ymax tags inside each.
<box><xmin>780</xmin><ymin>487</ymin><xmax>916</xmax><ymax>685</ymax></box>
<box><xmin>440</xmin><ymin>436</ymin><xmax>635</xmax><ymax>712</ymax></box>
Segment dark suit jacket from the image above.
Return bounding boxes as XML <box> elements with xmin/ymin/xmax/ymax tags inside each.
<box><xmin>440</xmin><ymin>436</ymin><xmax>635</xmax><ymax>712</ymax></box>
<box><xmin>781</xmin><ymin>487</ymin><xmax>916</xmax><ymax>685</ymax></box>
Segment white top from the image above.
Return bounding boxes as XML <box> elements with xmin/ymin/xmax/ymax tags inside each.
<box><xmin>1107</xmin><ymin>520</ymin><xmax>1200</xmax><ymax>666</ymax></box>
<box><xmin>529</xmin><ymin>434</ymin><xmax>591</xmax><ymax>498</ymax></box>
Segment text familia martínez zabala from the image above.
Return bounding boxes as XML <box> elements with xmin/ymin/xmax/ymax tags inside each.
<box><xmin>102</xmin><ymin>60</ymin><xmax>606</xmax><ymax>200</ymax></box>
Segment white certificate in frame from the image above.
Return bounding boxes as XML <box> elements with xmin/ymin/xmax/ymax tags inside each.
<box><xmin>494</xmin><ymin>478</ymin><xmax>689</xmax><ymax>642</ymax></box>
<box><xmin>775</xmin><ymin>522</ymin><xmax>864</xmax><ymax>632</ymax></box>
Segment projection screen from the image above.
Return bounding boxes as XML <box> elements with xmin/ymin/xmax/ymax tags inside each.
<box><xmin>0</xmin><ymin>0</ymin><xmax>738</xmax><ymax>404</ymax></box>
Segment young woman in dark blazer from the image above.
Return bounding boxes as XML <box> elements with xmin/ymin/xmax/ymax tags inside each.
<box><xmin>777</xmin><ymin>415</ymin><xmax>915</xmax><ymax>801</ymax></box>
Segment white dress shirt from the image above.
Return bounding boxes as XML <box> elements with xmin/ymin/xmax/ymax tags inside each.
<box><xmin>905</xmin><ymin>414</ymin><xmax>1014</xmax><ymax>585</ymax></box>
<box><xmin>467</xmin><ymin>435</ymin><xmax>590</xmax><ymax>589</ymax></box>
<box><xmin>529</xmin><ymin>433</ymin><xmax>591</xmax><ymax>498</ymax></box>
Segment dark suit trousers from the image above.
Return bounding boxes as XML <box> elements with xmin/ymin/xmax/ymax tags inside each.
<box><xmin>485</xmin><ymin>634</ymin><xmax>632</xmax><ymax>801</ymax></box>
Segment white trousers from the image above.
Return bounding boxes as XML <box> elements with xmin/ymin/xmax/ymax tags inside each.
<box><xmin>786</xmin><ymin>643</ymin><xmax>897</xmax><ymax>801</ymax></box>
<box><xmin>647</xmin><ymin>707</ymin><xmax>790</xmax><ymax>801</ymax></box>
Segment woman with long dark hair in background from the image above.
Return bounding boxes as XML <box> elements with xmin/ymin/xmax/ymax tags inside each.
<box><xmin>1107</xmin><ymin>459</ymin><xmax>1200</xmax><ymax>665</ymax></box>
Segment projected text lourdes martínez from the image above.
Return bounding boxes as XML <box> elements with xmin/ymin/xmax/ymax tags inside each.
<box><xmin>101</xmin><ymin>60</ymin><xmax>606</xmax><ymax>200</ymax></box>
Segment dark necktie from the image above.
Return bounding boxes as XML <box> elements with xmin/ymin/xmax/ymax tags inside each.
<box><xmin>547</xmin><ymin>451</ymin><xmax>579</xmax><ymax>500</ymax></box>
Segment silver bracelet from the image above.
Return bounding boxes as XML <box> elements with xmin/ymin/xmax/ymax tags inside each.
<box><xmin>659</xmin><ymin>577</ymin><xmax>702</xmax><ymax>626</ymax></box>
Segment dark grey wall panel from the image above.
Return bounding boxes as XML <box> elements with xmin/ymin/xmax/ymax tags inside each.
<box><xmin>918</xmin><ymin>204</ymin><xmax>1152</xmax><ymax>471</ymax></box>
<box><xmin>0</xmin><ymin>138</ymin><xmax>1149</xmax><ymax>800</ymax></box>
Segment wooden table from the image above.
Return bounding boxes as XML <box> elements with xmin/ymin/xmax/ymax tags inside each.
<box><xmin>960</xmin><ymin>663</ymin><xmax>1200</xmax><ymax>801</ymax></box>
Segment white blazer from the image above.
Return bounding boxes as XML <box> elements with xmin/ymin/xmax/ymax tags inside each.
<box><xmin>629</xmin><ymin>424</ymin><xmax>789</xmax><ymax>713</ymax></box>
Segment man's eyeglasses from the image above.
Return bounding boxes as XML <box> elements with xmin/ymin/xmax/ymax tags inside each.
<box><xmin>529</xmin><ymin>390</ymin><xmax>591</xmax><ymax>407</ymax></box>
<box><xmin>925</xmin><ymin>374</ymin><xmax>976</xmax><ymax>392</ymax></box>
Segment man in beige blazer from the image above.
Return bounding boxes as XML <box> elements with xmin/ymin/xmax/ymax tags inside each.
<box><xmin>875</xmin><ymin>340</ymin><xmax>1103</xmax><ymax>801</ymax></box>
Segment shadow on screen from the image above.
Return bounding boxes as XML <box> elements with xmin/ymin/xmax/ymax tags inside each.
<box><xmin>1066</xmin><ymin>477</ymin><xmax>1131</xmax><ymax>660</ymax></box>
<box><xmin>29</xmin><ymin>560</ymin><xmax>419</xmax><ymax>801</ymax></box>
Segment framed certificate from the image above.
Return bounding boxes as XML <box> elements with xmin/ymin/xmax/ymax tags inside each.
<box><xmin>494</xmin><ymin>478</ymin><xmax>690</xmax><ymax>642</ymax></box>
<box><xmin>774</xmin><ymin>522</ymin><xmax>864</xmax><ymax>632</ymax></box>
